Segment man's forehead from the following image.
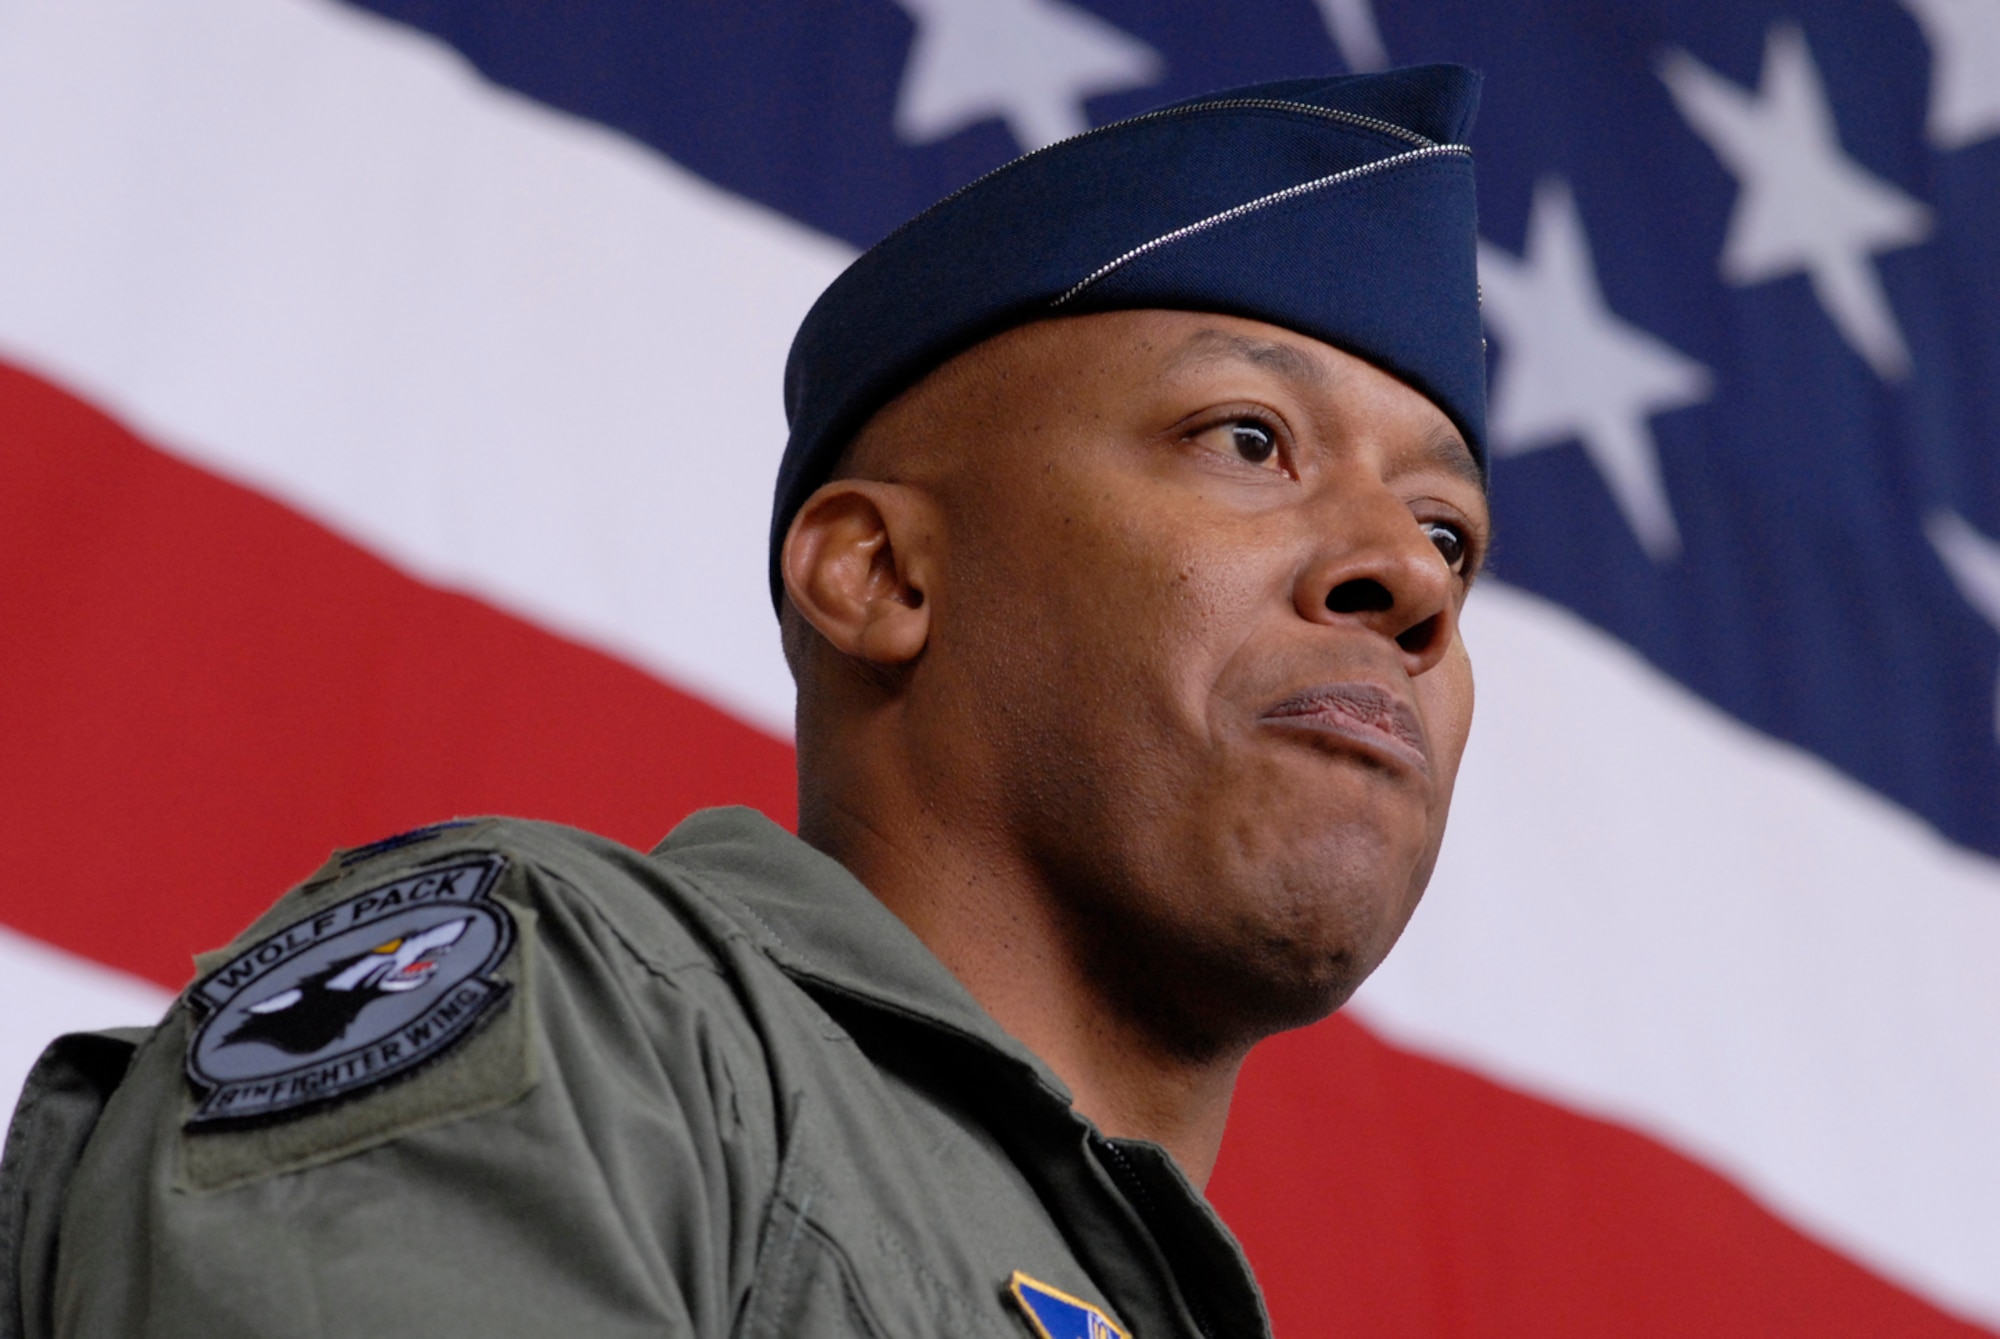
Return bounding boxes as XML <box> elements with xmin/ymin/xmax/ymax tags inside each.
<box><xmin>1160</xmin><ymin>326</ymin><xmax>1331</xmax><ymax>390</ymax></box>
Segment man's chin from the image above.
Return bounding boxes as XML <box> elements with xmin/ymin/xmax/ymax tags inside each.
<box><xmin>1212</xmin><ymin>867</ymin><xmax>1429</xmax><ymax>1039</ymax></box>
<box><xmin>1235</xmin><ymin>932</ymin><xmax>1387</xmax><ymax>1033</ymax></box>
<box><xmin>1092</xmin><ymin>908</ymin><xmax>1399</xmax><ymax>1063</ymax></box>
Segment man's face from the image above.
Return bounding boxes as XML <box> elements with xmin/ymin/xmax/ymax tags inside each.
<box><xmin>880</xmin><ymin>309</ymin><xmax>1487</xmax><ymax>1054</ymax></box>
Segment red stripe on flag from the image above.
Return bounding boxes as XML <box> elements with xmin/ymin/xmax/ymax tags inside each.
<box><xmin>0</xmin><ymin>359</ymin><xmax>796</xmax><ymax>989</ymax></box>
<box><xmin>1210</xmin><ymin>1015</ymin><xmax>1993</xmax><ymax>1337</ymax></box>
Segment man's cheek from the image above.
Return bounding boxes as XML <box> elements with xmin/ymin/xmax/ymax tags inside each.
<box><xmin>1423</xmin><ymin>641</ymin><xmax>1476</xmax><ymax>763</ymax></box>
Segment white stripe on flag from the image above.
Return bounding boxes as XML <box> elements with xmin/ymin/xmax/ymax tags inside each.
<box><xmin>0</xmin><ymin>0</ymin><xmax>854</xmax><ymax>740</ymax></box>
<box><xmin>0</xmin><ymin>926</ymin><xmax>172</xmax><ymax>1124</ymax></box>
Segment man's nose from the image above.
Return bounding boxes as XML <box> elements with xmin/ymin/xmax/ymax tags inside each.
<box><xmin>1294</xmin><ymin>487</ymin><xmax>1459</xmax><ymax>676</ymax></box>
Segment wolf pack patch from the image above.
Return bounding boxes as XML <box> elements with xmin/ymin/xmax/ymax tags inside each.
<box><xmin>184</xmin><ymin>855</ymin><xmax>515</xmax><ymax>1126</ymax></box>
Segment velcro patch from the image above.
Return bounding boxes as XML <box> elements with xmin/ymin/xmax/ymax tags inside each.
<box><xmin>1008</xmin><ymin>1272</ymin><xmax>1130</xmax><ymax>1339</ymax></box>
<box><xmin>184</xmin><ymin>855</ymin><xmax>514</xmax><ymax>1127</ymax></box>
<box><xmin>336</xmin><ymin>819</ymin><xmax>476</xmax><ymax>868</ymax></box>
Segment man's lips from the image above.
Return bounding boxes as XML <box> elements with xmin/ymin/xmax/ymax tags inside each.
<box><xmin>1260</xmin><ymin>683</ymin><xmax>1429</xmax><ymax>772</ymax></box>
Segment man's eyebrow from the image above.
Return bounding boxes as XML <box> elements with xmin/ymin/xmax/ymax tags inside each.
<box><xmin>1406</xmin><ymin>426</ymin><xmax>1486</xmax><ymax>494</ymax></box>
<box><xmin>1162</xmin><ymin>328</ymin><xmax>1330</xmax><ymax>389</ymax></box>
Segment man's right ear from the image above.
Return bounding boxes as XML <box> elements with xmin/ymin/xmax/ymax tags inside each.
<box><xmin>781</xmin><ymin>480</ymin><xmax>936</xmax><ymax>668</ymax></box>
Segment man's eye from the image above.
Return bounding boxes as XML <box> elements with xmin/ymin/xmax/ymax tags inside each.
<box><xmin>1228</xmin><ymin>422</ymin><xmax>1277</xmax><ymax>463</ymax></box>
<box><xmin>1423</xmin><ymin>521</ymin><xmax>1468</xmax><ymax>571</ymax></box>
<box><xmin>1197</xmin><ymin>419</ymin><xmax>1279</xmax><ymax>466</ymax></box>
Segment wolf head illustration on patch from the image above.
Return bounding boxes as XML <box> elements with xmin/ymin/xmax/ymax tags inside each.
<box><xmin>223</xmin><ymin>918</ymin><xmax>471</xmax><ymax>1055</ymax></box>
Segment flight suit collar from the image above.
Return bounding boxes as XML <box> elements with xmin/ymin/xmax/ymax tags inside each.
<box><xmin>651</xmin><ymin>805</ymin><xmax>1272</xmax><ymax>1339</ymax></box>
<box><xmin>649</xmin><ymin>806</ymin><xmax>1073</xmax><ymax>1103</ymax></box>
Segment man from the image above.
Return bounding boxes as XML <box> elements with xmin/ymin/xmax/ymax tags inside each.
<box><xmin>1</xmin><ymin>62</ymin><xmax>1487</xmax><ymax>1339</ymax></box>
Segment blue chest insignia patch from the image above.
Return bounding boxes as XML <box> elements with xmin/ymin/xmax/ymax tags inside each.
<box><xmin>1008</xmin><ymin>1271</ymin><xmax>1131</xmax><ymax>1339</ymax></box>
<box><xmin>184</xmin><ymin>854</ymin><xmax>515</xmax><ymax>1126</ymax></box>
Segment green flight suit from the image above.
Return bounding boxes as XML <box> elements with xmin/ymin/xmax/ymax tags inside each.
<box><xmin>1</xmin><ymin>807</ymin><xmax>1270</xmax><ymax>1339</ymax></box>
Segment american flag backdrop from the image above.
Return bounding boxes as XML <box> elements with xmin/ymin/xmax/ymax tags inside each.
<box><xmin>2</xmin><ymin>1</ymin><xmax>1998</xmax><ymax>1333</ymax></box>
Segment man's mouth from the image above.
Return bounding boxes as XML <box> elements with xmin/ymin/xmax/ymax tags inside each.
<box><xmin>1261</xmin><ymin>683</ymin><xmax>1428</xmax><ymax>773</ymax></box>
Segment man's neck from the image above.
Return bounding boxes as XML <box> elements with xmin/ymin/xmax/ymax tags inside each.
<box><xmin>802</xmin><ymin>796</ymin><xmax>1245</xmax><ymax>1188</ymax></box>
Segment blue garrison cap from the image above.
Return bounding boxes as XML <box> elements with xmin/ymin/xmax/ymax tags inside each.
<box><xmin>772</xmin><ymin>64</ymin><xmax>1485</xmax><ymax>606</ymax></box>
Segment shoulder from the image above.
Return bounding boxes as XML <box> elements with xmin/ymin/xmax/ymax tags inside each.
<box><xmin>205</xmin><ymin>815</ymin><xmax>725</xmax><ymax>991</ymax></box>
<box><xmin>51</xmin><ymin>813</ymin><xmax>802</xmax><ymax>1196</ymax></box>
<box><xmin>161</xmin><ymin>814</ymin><xmax>780</xmax><ymax>1184</ymax></box>
<box><xmin>24</xmin><ymin>815</ymin><xmax>797</xmax><ymax>1334</ymax></box>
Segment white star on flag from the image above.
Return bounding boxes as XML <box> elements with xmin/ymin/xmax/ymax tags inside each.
<box><xmin>1659</xmin><ymin>23</ymin><xmax>1933</xmax><ymax>381</ymax></box>
<box><xmin>1900</xmin><ymin>0</ymin><xmax>2000</xmax><ymax>149</ymax></box>
<box><xmin>1312</xmin><ymin>0</ymin><xmax>1389</xmax><ymax>73</ymax></box>
<box><xmin>1478</xmin><ymin>178</ymin><xmax>1714</xmax><ymax>562</ymax></box>
<box><xmin>1925</xmin><ymin>510</ymin><xmax>2000</xmax><ymax>740</ymax></box>
<box><xmin>891</xmin><ymin>0</ymin><xmax>1163</xmax><ymax>152</ymax></box>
